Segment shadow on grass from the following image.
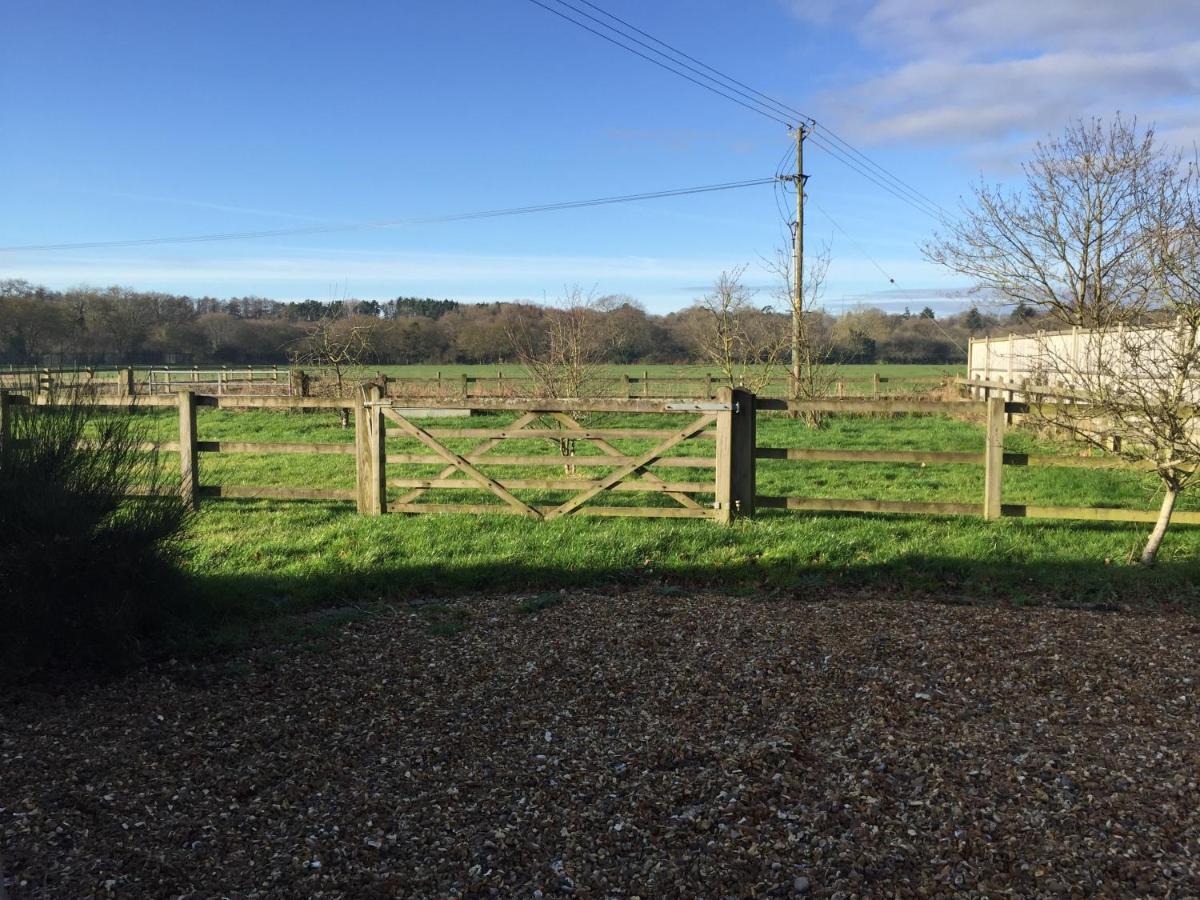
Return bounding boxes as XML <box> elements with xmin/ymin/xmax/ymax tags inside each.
<box><xmin>191</xmin><ymin>554</ymin><xmax>1200</xmax><ymax>615</ymax></box>
<box><xmin>119</xmin><ymin>497</ymin><xmax>1200</xmax><ymax>662</ymax></box>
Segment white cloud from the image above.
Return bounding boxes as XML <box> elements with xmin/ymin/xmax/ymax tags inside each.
<box><xmin>791</xmin><ymin>0</ymin><xmax>1200</xmax><ymax>155</ymax></box>
<box><xmin>856</xmin><ymin>0</ymin><xmax>1195</xmax><ymax>57</ymax></box>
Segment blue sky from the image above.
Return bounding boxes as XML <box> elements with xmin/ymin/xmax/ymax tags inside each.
<box><xmin>2</xmin><ymin>0</ymin><xmax>1198</xmax><ymax>314</ymax></box>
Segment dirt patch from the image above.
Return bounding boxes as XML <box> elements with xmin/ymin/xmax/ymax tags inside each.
<box><xmin>3</xmin><ymin>590</ymin><xmax>1199</xmax><ymax>897</ymax></box>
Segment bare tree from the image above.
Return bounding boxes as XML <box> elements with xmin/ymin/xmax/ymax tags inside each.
<box><xmin>290</xmin><ymin>316</ymin><xmax>376</xmax><ymax>426</ymax></box>
<box><xmin>510</xmin><ymin>286</ymin><xmax>612</xmax><ymax>399</ymax></box>
<box><xmin>924</xmin><ymin>116</ymin><xmax>1172</xmax><ymax>327</ymax></box>
<box><xmin>763</xmin><ymin>241</ymin><xmax>835</xmax><ymax>423</ymax></box>
<box><xmin>685</xmin><ymin>266</ymin><xmax>789</xmax><ymax>394</ymax></box>
<box><xmin>929</xmin><ymin>116</ymin><xmax>1198</xmax><ymax>564</ymax></box>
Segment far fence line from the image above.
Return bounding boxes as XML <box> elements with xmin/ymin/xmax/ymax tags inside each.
<box><xmin>377</xmin><ymin>370</ymin><xmax>950</xmax><ymax>400</ymax></box>
<box><xmin>0</xmin><ymin>365</ymin><xmax>952</xmax><ymax>402</ymax></box>
<box><xmin>2</xmin><ymin>385</ymin><xmax>1189</xmax><ymax>529</ymax></box>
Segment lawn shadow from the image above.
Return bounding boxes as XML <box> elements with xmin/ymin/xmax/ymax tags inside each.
<box><xmin>189</xmin><ymin>525</ymin><xmax>1200</xmax><ymax>624</ymax></box>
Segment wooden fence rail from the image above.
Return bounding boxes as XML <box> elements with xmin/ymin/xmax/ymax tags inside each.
<box><xmin>2</xmin><ymin>386</ymin><xmax>1191</xmax><ymax>528</ymax></box>
<box><xmin>3</xmin><ymin>366</ymin><xmax>956</xmax><ymax>406</ymax></box>
<box><xmin>381</xmin><ymin>370</ymin><xmax>950</xmax><ymax>400</ymax></box>
<box><xmin>750</xmin><ymin>394</ymin><xmax>1200</xmax><ymax>526</ymax></box>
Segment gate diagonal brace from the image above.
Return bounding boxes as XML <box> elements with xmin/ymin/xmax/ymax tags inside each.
<box><xmin>381</xmin><ymin>407</ymin><xmax>542</xmax><ymax>519</ymax></box>
<box><xmin>544</xmin><ymin>414</ymin><xmax>716</xmax><ymax>521</ymax></box>
<box><xmin>395</xmin><ymin>411</ymin><xmax>540</xmax><ymax>504</ymax></box>
<box><xmin>549</xmin><ymin>412</ymin><xmax>704</xmax><ymax>510</ymax></box>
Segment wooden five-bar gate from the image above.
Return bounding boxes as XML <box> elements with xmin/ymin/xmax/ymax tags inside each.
<box><xmin>351</xmin><ymin>388</ymin><xmax>737</xmax><ymax>521</ymax></box>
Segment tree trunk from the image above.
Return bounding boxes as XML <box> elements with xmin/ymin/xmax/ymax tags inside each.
<box><xmin>1140</xmin><ymin>484</ymin><xmax>1179</xmax><ymax>566</ymax></box>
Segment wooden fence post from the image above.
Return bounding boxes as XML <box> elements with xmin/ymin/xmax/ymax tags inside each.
<box><xmin>367</xmin><ymin>384</ymin><xmax>386</xmax><ymax>515</ymax></box>
<box><xmin>623</xmin><ymin>373</ymin><xmax>632</xmax><ymax>398</ymax></box>
<box><xmin>461</xmin><ymin>374</ymin><xmax>469</xmax><ymax>399</ymax></box>
<box><xmin>289</xmin><ymin>368</ymin><xmax>309</xmax><ymax>398</ymax></box>
<box><xmin>704</xmin><ymin>373</ymin><xmax>713</xmax><ymax>400</ymax></box>
<box><xmin>714</xmin><ymin>387</ymin><xmax>756</xmax><ymax>523</ymax></box>
<box><xmin>178</xmin><ymin>390</ymin><xmax>199</xmax><ymax>510</ymax></box>
<box><xmin>872</xmin><ymin>371</ymin><xmax>880</xmax><ymax>399</ymax></box>
<box><xmin>117</xmin><ymin>366</ymin><xmax>134</xmax><ymax>400</ymax></box>
<box><xmin>354</xmin><ymin>388</ymin><xmax>369</xmax><ymax>514</ymax></box>
<box><xmin>983</xmin><ymin>395</ymin><xmax>1005</xmax><ymax>521</ymax></box>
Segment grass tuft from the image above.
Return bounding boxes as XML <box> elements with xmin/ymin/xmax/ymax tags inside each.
<box><xmin>420</xmin><ymin>604</ymin><xmax>471</xmax><ymax>636</ymax></box>
<box><xmin>517</xmin><ymin>593</ymin><xmax>565</xmax><ymax>614</ymax></box>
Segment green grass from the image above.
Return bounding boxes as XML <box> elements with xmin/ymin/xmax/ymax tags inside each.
<box><xmin>184</xmin><ymin>501</ymin><xmax>1200</xmax><ymax>632</ymax></box>
<box><xmin>127</xmin><ymin>396</ymin><xmax>1200</xmax><ymax>658</ymax></box>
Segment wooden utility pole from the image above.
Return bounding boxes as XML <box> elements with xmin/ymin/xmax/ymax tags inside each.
<box><xmin>790</xmin><ymin>124</ymin><xmax>808</xmax><ymax>400</ymax></box>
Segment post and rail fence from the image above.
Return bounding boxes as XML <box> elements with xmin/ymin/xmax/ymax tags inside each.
<box><xmin>2</xmin><ymin>386</ymin><xmax>1194</xmax><ymax>528</ymax></box>
<box><xmin>0</xmin><ymin>365</ymin><xmax>952</xmax><ymax>404</ymax></box>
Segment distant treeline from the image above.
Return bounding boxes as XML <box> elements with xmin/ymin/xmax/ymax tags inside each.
<box><xmin>0</xmin><ymin>279</ymin><xmax>1046</xmax><ymax>367</ymax></box>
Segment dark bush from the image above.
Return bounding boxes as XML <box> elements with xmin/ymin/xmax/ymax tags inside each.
<box><xmin>0</xmin><ymin>391</ymin><xmax>192</xmax><ymax>680</ymax></box>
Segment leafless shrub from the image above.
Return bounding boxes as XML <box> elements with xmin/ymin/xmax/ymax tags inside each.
<box><xmin>685</xmin><ymin>266</ymin><xmax>789</xmax><ymax>394</ymax></box>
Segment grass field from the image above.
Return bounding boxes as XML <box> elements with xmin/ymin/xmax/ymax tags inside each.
<box><xmin>105</xmin><ymin>395</ymin><xmax>1200</xmax><ymax>654</ymax></box>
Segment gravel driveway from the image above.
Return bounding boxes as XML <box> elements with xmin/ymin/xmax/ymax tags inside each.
<box><xmin>3</xmin><ymin>590</ymin><xmax>1198</xmax><ymax>898</ymax></box>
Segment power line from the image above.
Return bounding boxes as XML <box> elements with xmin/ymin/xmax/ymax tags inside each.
<box><xmin>523</xmin><ymin>0</ymin><xmax>792</xmax><ymax>127</ymax></box>
<box><xmin>0</xmin><ymin>178</ymin><xmax>777</xmax><ymax>253</ymax></box>
<box><xmin>809</xmin><ymin>197</ymin><xmax>895</xmax><ymax>284</ymax></box>
<box><xmin>570</xmin><ymin>0</ymin><xmax>814</xmax><ymax>127</ymax></box>
<box><xmin>772</xmin><ymin>141</ymin><xmax>796</xmax><ymax>245</ymax></box>
<box><xmin>544</xmin><ymin>0</ymin><xmax>810</xmax><ymax>127</ymax></box>
<box><xmin>815</xmin><ymin>126</ymin><xmax>950</xmax><ymax>219</ymax></box>
<box><xmin>524</xmin><ymin>0</ymin><xmax>949</xmax><ymax>220</ymax></box>
<box><xmin>806</xmin><ymin>132</ymin><xmax>945</xmax><ymax>220</ymax></box>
